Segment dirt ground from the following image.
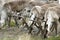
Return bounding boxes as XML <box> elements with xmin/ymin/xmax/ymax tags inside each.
<box><xmin>0</xmin><ymin>27</ymin><xmax>37</xmax><ymax>40</ymax></box>
<box><xmin>0</xmin><ymin>22</ymin><xmax>60</xmax><ymax>40</ymax></box>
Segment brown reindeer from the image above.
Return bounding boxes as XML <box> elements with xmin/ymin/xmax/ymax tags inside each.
<box><xmin>3</xmin><ymin>1</ymin><xmax>29</xmax><ymax>12</ymax></box>
<box><xmin>2</xmin><ymin>0</ymin><xmax>30</xmax><ymax>28</ymax></box>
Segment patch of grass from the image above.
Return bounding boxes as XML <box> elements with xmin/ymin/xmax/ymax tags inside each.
<box><xmin>10</xmin><ymin>20</ymin><xmax>15</xmax><ymax>27</ymax></box>
<box><xmin>2</xmin><ymin>20</ymin><xmax>15</xmax><ymax>27</ymax></box>
<box><xmin>47</xmin><ymin>36</ymin><xmax>60</xmax><ymax>40</ymax></box>
<box><xmin>30</xmin><ymin>35</ymin><xmax>60</xmax><ymax>40</ymax></box>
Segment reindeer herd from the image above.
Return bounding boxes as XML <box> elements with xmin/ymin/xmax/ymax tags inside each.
<box><xmin>0</xmin><ymin>0</ymin><xmax>60</xmax><ymax>38</ymax></box>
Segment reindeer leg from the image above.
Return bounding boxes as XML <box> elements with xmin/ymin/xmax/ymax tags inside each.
<box><xmin>55</xmin><ymin>26</ymin><xmax>57</xmax><ymax>36</ymax></box>
<box><xmin>28</xmin><ymin>16</ymin><xmax>36</xmax><ymax>34</ymax></box>
<box><xmin>50</xmin><ymin>23</ymin><xmax>54</xmax><ymax>32</ymax></box>
<box><xmin>28</xmin><ymin>21</ymin><xmax>34</xmax><ymax>34</ymax></box>
<box><xmin>52</xmin><ymin>22</ymin><xmax>57</xmax><ymax>36</ymax></box>
<box><xmin>14</xmin><ymin>17</ymin><xmax>19</xmax><ymax>28</ymax></box>
<box><xmin>54</xmin><ymin>23</ymin><xmax>57</xmax><ymax>36</ymax></box>
<box><xmin>4</xmin><ymin>17</ymin><xmax>8</xmax><ymax>27</ymax></box>
<box><xmin>8</xmin><ymin>16</ymin><xmax>11</xmax><ymax>27</ymax></box>
<box><xmin>22</xmin><ymin>18</ymin><xmax>29</xmax><ymax>29</ymax></box>
<box><xmin>43</xmin><ymin>21</ymin><xmax>48</xmax><ymax>38</ymax></box>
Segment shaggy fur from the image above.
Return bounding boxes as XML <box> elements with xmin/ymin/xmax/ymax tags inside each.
<box><xmin>1</xmin><ymin>1</ymin><xmax>29</xmax><ymax>27</ymax></box>
<box><xmin>29</xmin><ymin>3</ymin><xmax>59</xmax><ymax>38</ymax></box>
<box><xmin>44</xmin><ymin>5</ymin><xmax>60</xmax><ymax>37</ymax></box>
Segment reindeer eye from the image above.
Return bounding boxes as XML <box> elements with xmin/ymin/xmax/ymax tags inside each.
<box><xmin>27</xmin><ymin>10</ymin><xmax>31</xmax><ymax>12</ymax></box>
<box><xmin>24</xmin><ymin>9</ymin><xmax>26</xmax><ymax>11</ymax></box>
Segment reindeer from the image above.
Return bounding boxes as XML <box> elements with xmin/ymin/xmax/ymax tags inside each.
<box><xmin>29</xmin><ymin>3</ymin><xmax>59</xmax><ymax>37</ymax></box>
<box><xmin>44</xmin><ymin>5</ymin><xmax>60</xmax><ymax>38</ymax></box>
<box><xmin>1</xmin><ymin>0</ymin><xmax>47</xmax><ymax>28</ymax></box>
<box><xmin>1</xmin><ymin>0</ymin><xmax>30</xmax><ymax>28</ymax></box>
<box><xmin>16</xmin><ymin>1</ymin><xmax>48</xmax><ymax>33</ymax></box>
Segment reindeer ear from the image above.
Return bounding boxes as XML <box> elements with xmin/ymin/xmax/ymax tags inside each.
<box><xmin>58</xmin><ymin>17</ymin><xmax>60</xmax><ymax>22</ymax></box>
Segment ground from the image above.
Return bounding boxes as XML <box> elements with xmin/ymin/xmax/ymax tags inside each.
<box><xmin>0</xmin><ymin>26</ymin><xmax>60</xmax><ymax>40</ymax></box>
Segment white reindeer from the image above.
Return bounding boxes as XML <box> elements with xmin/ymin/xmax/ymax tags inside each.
<box><xmin>44</xmin><ymin>5</ymin><xmax>60</xmax><ymax>37</ymax></box>
<box><xmin>19</xmin><ymin>1</ymin><xmax>47</xmax><ymax>34</ymax></box>
<box><xmin>29</xmin><ymin>3</ymin><xmax>58</xmax><ymax>35</ymax></box>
